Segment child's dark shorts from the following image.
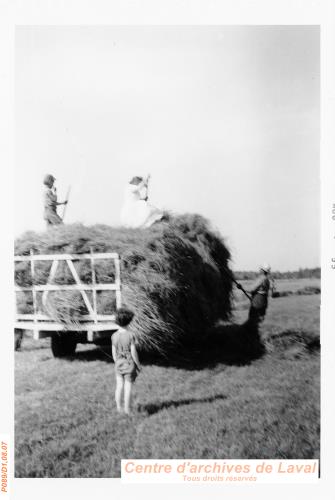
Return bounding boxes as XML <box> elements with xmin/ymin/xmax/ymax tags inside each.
<box><xmin>115</xmin><ymin>357</ymin><xmax>138</xmax><ymax>382</ymax></box>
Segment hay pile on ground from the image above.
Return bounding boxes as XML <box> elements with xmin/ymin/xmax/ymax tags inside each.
<box><xmin>272</xmin><ymin>286</ymin><xmax>320</xmax><ymax>298</ymax></box>
<box><xmin>15</xmin><ymin>214</ymin><xmax>233</xmax><ymax>355</ymax></box>
<box><xmin>264</xmin><ymin>329</ymin><xmax>320</xmax><ymax>357</ymax></box>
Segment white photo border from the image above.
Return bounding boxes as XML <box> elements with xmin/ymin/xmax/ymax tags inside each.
<box><xmin>1</xmin><ymin>1</ymin><xmax>334</xmax><ymax>499</ymax></box>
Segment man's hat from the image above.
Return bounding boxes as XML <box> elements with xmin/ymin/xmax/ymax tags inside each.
<box><xmin>43</xmin><ymin>174</ymin><xmax>56</xmax><ymax>185</ymax></box>
<box><xmin>260</xmin><ymin>263</ymin><xmax>271</xmax><ymax>273</ymax></box>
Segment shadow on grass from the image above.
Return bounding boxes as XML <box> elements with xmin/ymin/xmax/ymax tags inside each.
<box><xmin>137</xmin><ymin>393</ymin><xmax>228</xmax><ymax>416</ymax></box>
<box><xmin>199</xmin><ymin>319</ymin><xmax>265</xmax><ymax>367</ymax></box>
<box><xmin>69</xmin><ymin>345</ymin><xmax>114</xmax><ymax>363</ymax></box>
<box><xmin>60</xmin><ymin>321</ymin><xmax>319</xmax><ymax>367</ymax></box>
<box><xmin>68</xmin><ymin>319</ymin><xmax>265</xmax><ymax>368</ymax></box>
<box><xmin>138</xmin><ymin>319</ymin><xmax>265</xmax><ymax>370</ymax></box>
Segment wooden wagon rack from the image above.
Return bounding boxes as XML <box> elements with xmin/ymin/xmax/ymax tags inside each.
<box><xmin>14</xmin><ymin>250</ymin><xmax>122</xmax><ymax>341</ymax></box>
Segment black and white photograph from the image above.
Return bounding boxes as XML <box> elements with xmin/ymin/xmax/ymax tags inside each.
<box><xmin>12</xmin><ymin>24</ymin><xmax>322</xmax><ymax>480</ymax></box>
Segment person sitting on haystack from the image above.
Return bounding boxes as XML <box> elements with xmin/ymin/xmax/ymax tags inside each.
<box><xmin>120</xmin><ymin>174</ymin><xmax>165</xmax><ymax>228</ymax></box>
<box><xmin>43</xmin><ymin>174</ymin><xmax>67</xmax><ymax>228</ymax></box>
<box><xmin>237</xmin><ymin>264</ymin><xmax>271</xmax><ymax>325</ymax></box>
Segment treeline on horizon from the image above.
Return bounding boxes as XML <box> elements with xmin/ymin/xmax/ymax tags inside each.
<box><xmin>235</xmin><ymin>267</ymin><xmax>321</xmax><ymax>280</ymax></box>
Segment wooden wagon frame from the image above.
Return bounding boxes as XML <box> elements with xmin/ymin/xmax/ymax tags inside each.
<box><xmin>14</xmin><ymin>250</ymin><xmax>121</xmax><ymax>344</ymax></box>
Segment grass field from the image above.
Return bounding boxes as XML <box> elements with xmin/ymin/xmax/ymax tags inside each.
<box><xmin>15</xmin><ymin>279</ymin><xmax>320</xmax><ymax>478</ymax></box>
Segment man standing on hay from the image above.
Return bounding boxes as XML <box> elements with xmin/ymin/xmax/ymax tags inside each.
<box><xmin>43</xmin><ymin>174</ymin><xmax>68</xmax><ymax>228</ymax></box>
<box><xmin>237</xmin><ymin>264</ymin><xmax>271</xmax><ymax>325</ymax></box>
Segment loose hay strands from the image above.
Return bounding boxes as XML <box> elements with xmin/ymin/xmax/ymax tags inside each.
<box><xmin>43</xmin><ymin>292</ymin><xmax>85</xmax><ymax>330</ymax></box>
<box><xmin>14</xmin><ymin>214</ymin><xmax>233</xmax><ymax>356</ymax></box>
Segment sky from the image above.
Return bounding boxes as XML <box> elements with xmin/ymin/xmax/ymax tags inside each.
<box><xmin>15</xmin><ymin>26</ymin><xmax>320</xmax><ymax>271</ymax></box>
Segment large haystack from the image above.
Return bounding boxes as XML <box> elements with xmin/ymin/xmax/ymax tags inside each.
<box><xmin>15</xmin><ymin>214</ymin><xmax>233</xmax><ymax>355</ymax></box>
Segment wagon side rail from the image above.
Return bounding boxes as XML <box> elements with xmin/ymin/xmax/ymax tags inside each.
<box><xmin>14</xmin><ymin>250</ymin><xmax>122</xmax><ymax>338</ymax></box>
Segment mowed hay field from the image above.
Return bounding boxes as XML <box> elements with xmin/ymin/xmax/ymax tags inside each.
<box><xmin>15</xmin><ymin>279</ymin><xmax>320</xmax><ymax>478</ymax></box>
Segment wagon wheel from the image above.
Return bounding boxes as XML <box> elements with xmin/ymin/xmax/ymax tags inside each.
<box><xmin>51</xmin><ymin>332</ymin><xmax>77</xmax><ymax>357</ymax></box>
<box><xmin>14</xmin><ymin>329</ymin><xmax>24</xmax><ymax>351</ymax></box>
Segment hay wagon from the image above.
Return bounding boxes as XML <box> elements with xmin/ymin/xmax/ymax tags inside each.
<box><xmin>14</xmin><ymin>250</ymin><xmax>121</xmax><ymax>357</ymax></box>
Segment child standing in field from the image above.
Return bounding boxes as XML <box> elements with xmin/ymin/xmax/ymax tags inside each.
<box><xmin>111</xmin><ymin>308</ymin><xmax>141</xmax><ymax>415</ymax></box>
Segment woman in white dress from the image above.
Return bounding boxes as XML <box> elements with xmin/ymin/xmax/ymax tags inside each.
<box><xmin>120</xmin><ymin>175</ymin><xmax>164</xmax><ymax>228</ymax></box>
